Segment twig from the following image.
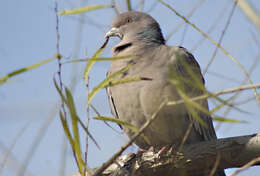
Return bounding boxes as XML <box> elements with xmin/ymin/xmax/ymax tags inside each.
<box><xmin>236</xmin><ymin>0</ymin><xmax>260</xmax><ymax>30</ymax></box>
<box><xmin>165</xmin><ymin>0</ymin><xmax>205</xmax><ymax>42</ymax></box>
<box><xmin>85</xmin><ymin>75</ymin><xmax>90</xmax><ymax>175</ymax></box>
<box><xmin>229</xmin><ymin>156</ymin><xmax>260</xmax><ymax>176</ymax></box>
<box><xmin>168</xmin><ymin>83</ymin><xmax>260</xmax><ymax>106</ymax></box>
<box><xmin>207</xmin><ymin>71</ymin><xmax>241</xmax><ymax>84</ymax></box>
<box><xmin>83</xmin><ymin>134</ymin><xmax>260</xmax><ymax>176</ymax></box>
<box><xmin>217</xmin><ymin>51</ymin><xmax>260</xmax><ymax>130</ymax></box>
<box><xmin>17</xmin><ymin>4</ymin><xmax>63</xmax><ymax>176</ymax></box>
<box><xmin>158</xmin><ymin>0</ymin><xmax>260</xmax><ymax>106</ymax></box>
<box><xmin>203</xmin><ymin>0</ymin><xmax>238</xmax><ymax>75</ymax></box>
<box><xmin>54</xmin><ymin>2</ymin><xmax>67</xmax><ymax>118</ymax></box>
<box><xmin>191</xmin><ymin>1</ymin><xmax>230</xmax><ymax>52</ymax></box>
<box><xmin>209</xmin><ymin>152</ymin><xmax>220</xmax><ymax>176</ymax></box>
<box><xmin>178</xmin><ymin>121</ymin><xmax>193</xmax><ymax>152</ymax></box>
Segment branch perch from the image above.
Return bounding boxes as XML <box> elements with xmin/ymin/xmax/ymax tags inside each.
<box><xmin>71</xmin><ymin>133</ymin><xmax>260</xmax><ymax>176</ymax></box>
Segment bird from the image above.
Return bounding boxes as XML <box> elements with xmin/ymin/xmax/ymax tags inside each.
<box><xmin>105</xmin><ymin>11</ymin><xmax>225</xmax><ymax>176</ymax></box>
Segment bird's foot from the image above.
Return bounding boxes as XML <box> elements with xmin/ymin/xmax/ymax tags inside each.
<box><xmin>137</xmin><ymin>146</ymin><xmax>154</xmax><ymax>154</ymax></box>
<box><xmin>157</xmin><ymin>145</ymin><xmax>173</xmax><ymax>156</ymax></box>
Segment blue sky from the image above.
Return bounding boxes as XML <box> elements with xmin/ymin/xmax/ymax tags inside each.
<box><xmin>1</xmin><ymin>0</ymin><xmax>260</xmax><ymax>175</ymax></box>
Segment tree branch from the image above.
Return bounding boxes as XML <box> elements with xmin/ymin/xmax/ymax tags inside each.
<box><xmin>71</xmin><ymin>133</ymin><xmax>260</xmax><ymax>176</ymax></box>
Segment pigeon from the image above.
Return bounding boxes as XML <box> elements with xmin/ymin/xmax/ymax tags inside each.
<box><xmin>105</xmin><ymin>11</ymin><xmax>225</xmax><ymax>176</ymax></box>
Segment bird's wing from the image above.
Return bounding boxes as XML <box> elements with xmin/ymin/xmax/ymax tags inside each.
<box><xmin>170</xmin><ymin>46</ymin><xmax>217</xmax><ymax>141</ymax></box>
<box><xmin>106</xmin><ymin>71</ymin><xmax>123</xmax><ymax>130</ymax></box>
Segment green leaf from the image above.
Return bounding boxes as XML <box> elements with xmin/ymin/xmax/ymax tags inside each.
<box><xmin>54</xmin><ymin>78</ymin><xmax>99</xmax><ymax>149</ymax></box>
<box><xmin>54</xmin><ymin>80</ymin><xmax>85</xmax><ymax>173</ymax></box>
<box><xmin>0</xmin><ymin>57</ymin><xmax>55</xmax><ymax>85</ymax></box>
<box><xmin>64</xmin><ymin>88</ymin><xmax>85</xmax><ymax>174</ymax></box>
<box><xmin>87</xmin><ymin>64</ymin><xmax>131</xmax><ymax>105</ymax></box>
<box><xmin>94</xmin><ymin>116</ymin><xmax>150</xmax><ymax>144</ymax></box>
<box><xmin>59</xmin><ymin>111</ymin><xmax>74</xmax><ymax>148</ymax></box>
<box><xmin>212</xmin><ymin>117</ymin><xmax>247</xmax><ymax>123</ymax></box>
<box><xmin>83</xmin><ymin>38</ymin><xmax>109</xmax><ymax>81</ymax></box>
<box><xmin>168</xmin><ymin>65</ymin><xmax>207</xmax><ymax>127</ymax></box>
<box><xmin>59</xmin><ymin>5</ymin><xmax>112</xmax><ymax>15</ymax></box>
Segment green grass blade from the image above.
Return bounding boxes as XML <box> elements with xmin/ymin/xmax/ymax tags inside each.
<box><xmin>178</xmin><ymin>91</ymin><xmax>207</xmax><ymax>127</ymax></box>
<box><xmin>0</xmin><ymin>57</ymin><xmax>55</xmax><ymax>85</ymax></box>
<box><xmin>59</xmin><ymin>5</ymin><xmax>112</xmax><ymax>15</ymax></box>
<box><xmin>53</xmin><ymin>78</ymin><xmax>68</xmax><ymax>104</ymax></box>
<box><xmin>94</xmin><ymin>116</ymin><xmax>137</xmax><ymax>131</ymax></box>
<box><xmin>83</xmin><ymin>37</ymin><xmax>109</xmax><ymax>81</ymax></box>
<box><xmin>64</xmin><ymin>88</ymin><xmax>85</xmax><ymax>174</ymax></box>
<box><xmin>94</xmin><ymin>116</ymin><xmax>150</xmax><ymax>144</ymax></box>
<box><xmin>54</xmin><ymin>79</ymin><xmax>100</xmax><ymax>150</ymax></box>
<box><xmin>158</xmin><ymin>0</ymin><xmax>260</xmax><ymax>106</ymax></box>
<box><xmin>87</xmin><ymin>64</ymin><xmax>131</xmax><ymax>105</ymax></box>
<box><xmin>126</xmin><ymin>0</ymin><xmax>132</xmax><ymax>11</ymax></box>
<box><xmin>212</xmin><ymin>116</ymin><xmax>246</xmax><ymax>123</ymax></box>
<box><xmin>76</xmin><ymin>116</ymin><xmax>101</xmax><ymax>150</ymax></box>
<box><xmin>59</xmin><ymin>111</ymin><xmax>74</xmax><ymax>148</ymax></box>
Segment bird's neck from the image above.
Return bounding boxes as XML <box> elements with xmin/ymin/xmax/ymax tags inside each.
<box><xmin>113</xmin><ymin>38</ymin><xmax>164</xmax><ymax>56</ymax></box>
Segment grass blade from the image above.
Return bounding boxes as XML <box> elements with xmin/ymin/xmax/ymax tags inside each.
<box><xmin>212</xmin><ymin>116</ymin><xmax>246</xmax><ymax>123</ymax></box>
<box><xmin>64</xmin><ymin>88</ymin><xmax>85</xmax><ymax>175</ymax></box>
<box><xmin>0</xmin><ymin>57</ymin><xmax>55</xmax><ymax>85</ymax></box>
<box><xmin>59</xmin><ymin>5</ymin><xmax>112</xmax><ymax>15</ymax></box>
<box><xmin>83</xmin><ymin>37</ymin><xmax>109</xmax><ymax>81</ymax></box>
<box><xmin>94</xmin><ymin>116</ymin><xmax>150</xmax><ymax>144</ymax></box>
<box><xmin>87</xmin><ymin>64</ymin><xmax>131</xmax><ymax>105</ymax></box>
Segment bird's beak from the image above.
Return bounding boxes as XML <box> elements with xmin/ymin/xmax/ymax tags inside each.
<box><xmin>105</xmin><ymin>27</ymin><xmax>123</xmax><ymax>39</ymax></box>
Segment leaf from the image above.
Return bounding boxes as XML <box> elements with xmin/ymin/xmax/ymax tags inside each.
<box><xmin>87</xmin><ymin>64</ymin><xmax>131</xmax><ymax>105</ymax></box>
<box><xmin>0</xmin><ymin>57</ymin><xmax>55</xmax><ymax>85</ymax></box>
<box><xmin>212</xmin><ymin>117</ymin><xmax>247</xmax><ymax>123</ymax></box>
<box><xmin>54</xmin><ymin>78</ymin><xmax>100</xmax><ymax>149</ymax></box>
<box><xmin>64</xmin><ymin>88</ymin><xmax>85</xmax><ymax>174</ymax></box>
<box><xmin>59</xmin><ymin>111</ymin><xmax>74</xmax><ymax>148</ymax></box>
<box><xmin>83</xmin><ymin>38</ymin><xmax>109</xmax><ymax>81</ymax></box>
<box><xmin>54</xmin><ymin>80</ymin><xmax>84</xmax><ymax>173</ymax></box>
<box><xmin>59</xmin><ymin>5</ymin><xmax>112</xmax><ymax>15</ymax></box>
<box><xmin>159</xmin><ymin>0</ymin><xmax>260</xmax><ymax>107</ymax></box>
<box><xmin>55</xmin><ymin>80</ymin><xmax>96</xmax><ymax>175</ymax></box>
<box><xmin>94</xmin><ymin>116</ymin><xmax>150</xmax><ymax>144</ymax></box>
<box><xmin>88</xmin><ymin>77</ymin><xmax>146</xmax><ymax>105</ymax></box>
<box><xmin>168</xmin><ymin>65</ymin><xmax>207</xmax><ymax>127</ymax></box>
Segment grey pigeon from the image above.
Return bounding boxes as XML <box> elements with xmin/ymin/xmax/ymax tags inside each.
<box><xmin>105</xmin><ymin>11</ymin><xmax>225</xmax><ymax>176</ymax></box>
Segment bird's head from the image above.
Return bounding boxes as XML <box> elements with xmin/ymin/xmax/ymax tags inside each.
<box><xmin>105</xmin><ymin>11</ymin><xmax>165</xmax><ymax>45</ymax></box>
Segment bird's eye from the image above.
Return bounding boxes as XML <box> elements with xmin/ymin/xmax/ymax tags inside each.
<box><xmin>125</xmin><ymin>18</ymin><xmax>132</xmax><ymax>24</ymax></box>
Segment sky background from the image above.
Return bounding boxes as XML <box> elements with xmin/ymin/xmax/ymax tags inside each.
<box><xmin>1</xmin><ymin>0</ymin><xmax>260</xmax><ymax>176</ymax></box>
